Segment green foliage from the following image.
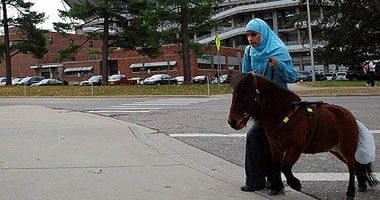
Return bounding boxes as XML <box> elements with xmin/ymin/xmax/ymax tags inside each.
<box><xmin>55</xmin><ymin>0</ymin><xmax>166</xmax><ymax>60</ymax></box>
<box><xmin>302</xmin><ymin>0</ymin><xmax>380</xmax><ymax>66</ymax></box>
<box><xmin>1</xmin><ymin>1</ymin><xmax>48</xmax><ymax>60</ymax></box>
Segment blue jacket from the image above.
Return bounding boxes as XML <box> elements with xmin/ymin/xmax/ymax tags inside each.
<box><xmin>242</xmin><ymin>46</ymin><xmax>296</xmax><ymax>89</ymax></box>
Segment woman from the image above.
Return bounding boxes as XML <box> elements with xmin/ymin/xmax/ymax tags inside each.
<box><xmin>240</xmin><ymin>18</ymin><xmax>296</xmax><ymax>194</ymax></box>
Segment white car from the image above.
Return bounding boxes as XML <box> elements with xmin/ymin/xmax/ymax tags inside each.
<box><xmin>0</xmin><ymin>77</ymin><xmax>6</xmax><ymax>86</ymax></box>
<box><xmin>211</xmin><ymin>74</ymin><xmax>229</xmax><ymax>84</ymax></box>
<box><xmin>335</xmin><ymin>72</ymin><xmax>347</xmax><ymax>80</ymax></box>
<box><xmin>325</xmin><ymin>73</ymin><xmax>336</xmax><ymax>81</ymax></box>
<box><xmin>80</xmin><ymin>75</ymin><xmax>102</xmax><ymax>86</ymax></box>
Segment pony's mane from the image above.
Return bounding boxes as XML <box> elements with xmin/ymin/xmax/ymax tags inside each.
<box><xmin>231</xmin><ymin>73</ymin><xmax>301</xmax><ymax>102</ymax></box>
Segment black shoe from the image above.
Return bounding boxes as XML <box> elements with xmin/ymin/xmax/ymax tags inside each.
<box><xmin>240</xmin><ymin>185</ymin><xmax>265</xmax><ymax>192</ymax></box>
<box><xmin>268</xmin><ymin>188</ymin><xmax>285</xmax><ymax>195</ymax></box>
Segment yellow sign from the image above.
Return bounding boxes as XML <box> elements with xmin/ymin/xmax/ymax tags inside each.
<box><xmin>215</xmin><ymin>33</ymin><xmax>221</xmax><ymax>51</ymax></box>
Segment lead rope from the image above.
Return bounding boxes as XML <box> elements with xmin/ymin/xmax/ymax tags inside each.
<box><xmin>262</xmin><ymin>58</ymin><xmax>275</xmax><ymax>81</ymax></box>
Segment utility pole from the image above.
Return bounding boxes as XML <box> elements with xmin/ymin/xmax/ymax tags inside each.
<box><xmin>306</xmin><ymin>0</ymin><xmax>316</xmax><ymax>82</ymax></box>
<box><xmin>2</xmin><ymin>0</ymin><xmax>12</xmax><ymax>85</ymax></box>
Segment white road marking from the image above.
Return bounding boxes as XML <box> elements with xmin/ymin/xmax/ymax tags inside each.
<box><xmin>88</xmin><ymin>110</ymin><xmax>155</xmax><ymax>113</ymax></box>
<box><xmin>169</xmin><ymin>133</ymin><xmax>247</xmax><ymax>137</ymax></box>
<box><xmin>95</xmin><ymin>106</ymin><xmax>162</xmax><ymax>110</ymax></box>
<box><xmin>122</xmin><ymin>103</ymin><xmax>189</xmax><ymax>106</ymax></box>
<box><xmin>88</xmin><ymin>97</ymin><xmax>221</xmax><ymax>114</ymax></box>
<box><xmin>289</xmin><ymin>172</ymin><xmax>380</xmax><ymax>182</ymax></box>
<box><xmin>169</xmin><ymin>130</ymin><xmax>380</xmax><ymax>138</ymax></box>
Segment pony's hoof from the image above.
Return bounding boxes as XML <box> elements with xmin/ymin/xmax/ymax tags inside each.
<box><xmin>288</xmin><ymin>179</ymin><xmax>302</xmax><ymax>191</ymax></box>
<box><xmin>268</xmin><ymin>188</ymin><xmax>285</xmax><ymax>196</ymax></box>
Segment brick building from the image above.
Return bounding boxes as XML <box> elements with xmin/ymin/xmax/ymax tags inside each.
<box><xmin>1</xmin><ymin>29</ymin><xmax>244</xmax><ymax>84</ymax></box>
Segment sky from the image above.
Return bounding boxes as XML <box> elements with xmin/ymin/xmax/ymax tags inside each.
<box><xmin>31</xmin><ymin>0</ymin><xmax>69</xmax><ymax>31</ymax></box>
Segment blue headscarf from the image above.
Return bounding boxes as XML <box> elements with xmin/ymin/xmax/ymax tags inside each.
<box><xmin>245</xmin><ymin>18</ymin><xmax>291</xmax><ymax>62</ymax></box>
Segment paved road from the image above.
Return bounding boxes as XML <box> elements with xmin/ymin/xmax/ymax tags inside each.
<box><xmin>0</xmin><ymin>95</ymin><xmax>379</xmax><ymax>199</ymax></box>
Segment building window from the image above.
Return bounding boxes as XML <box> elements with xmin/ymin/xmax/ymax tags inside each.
<box><xmin>89</xmin><ymin>54</ymin><xmax>97</xmax><ymax>60</ymax></box>
<box><xmin>197</xmin><ymin>63</ymin><xmax>212</xmax><ymax>69</ymax></box>
<box><xmin>89</xmin><ymin>41</ymin><xmax>93</xmax><ymax>48</ymax></box>
<box><xmin>48</xmin><ymin>37</ymin><xmax>53</xmax><ymax>44</ymax></box>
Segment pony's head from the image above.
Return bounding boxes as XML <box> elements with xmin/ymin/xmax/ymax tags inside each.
<box><xmin>228</xmin><ymin>73</ymin><xmax>259</xmax><ymax>130</ymax></box>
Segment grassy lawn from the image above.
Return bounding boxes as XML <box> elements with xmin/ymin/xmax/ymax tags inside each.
<box><xmin>295</xmin><ymin>80</ymin><xmax>380</xmax><ymax>96</ymax></box>
<box><xmin>300</xmin><ymin>80</ymin><xmax>370</xmax><ymax>87</ymax></box>
<box><xmin>0</xmin><ymin>80</ymin><xmax>378</xmax><ymax>97</ymax></box>
<box><xmin>0</xmin><ymin>84</ymin><xmax>232</xmax><ymax>97</ymax></box>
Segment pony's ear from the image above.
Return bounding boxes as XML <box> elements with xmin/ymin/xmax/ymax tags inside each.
<box><xmin>244</xmin><ymin>72</ymin><xmax>255</xmax><ymax>87</ymax></box>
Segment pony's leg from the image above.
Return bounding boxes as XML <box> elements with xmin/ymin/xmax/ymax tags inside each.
<box><xmin>282</xmin><ymin>148</ymin><xmax>303</xmax><ymax>191</ymax></box>
<box><xmin>268</xmin><ymin>158</ymin><xmax>285</xmax><ymax>195</ymax></box>
<box><xmin>330</xmin><ymin>151</ymin><xmax>356</xmax><ymax>200</ymax></box>
<box><xmin>356</xmin><ymin>162</ymin><xmax>368</xmax><ymax>192</ymax></box>
<box><xmin>267</xmin><ymin>140</ymin><xmax>285</xmax><ymax>195</ymax></box>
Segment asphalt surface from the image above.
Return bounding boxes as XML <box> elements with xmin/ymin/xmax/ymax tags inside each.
<box><xmin>0</xmin><ymin>105</ymin><xmax>314</xmax><ymax>200</ymax></box>
<box><xmin>0</xmin><ymin>84</ymin><xmax>379</xmax><ymax>199</ymax></box>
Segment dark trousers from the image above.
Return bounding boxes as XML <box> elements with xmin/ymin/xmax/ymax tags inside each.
<box><xmin>366</xmin><ymin>72</ymin><xmax>375</xmax><ymax>87</ymax></box>
<box><xmin>245</xmin><ymin>121</ymin><xmax>281</xmax><ymax>188</ymax></box>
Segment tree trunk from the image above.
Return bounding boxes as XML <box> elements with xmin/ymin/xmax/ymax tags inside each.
<box><xmin>101</xmin><ymin>16</ymin><xmax>110</xmax><ymax>85</ymax></box>
<box><xmin>2</xmin><ymin>0</ymin><xmax>12</xmax><ymax>85</ymax></box>
<box><xmin>180</xmin><ymin>5</ymin><xmax>191</xmax><ymax>84</ymax></box>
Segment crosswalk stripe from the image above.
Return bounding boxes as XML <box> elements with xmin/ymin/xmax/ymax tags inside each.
<box><xmin>287</xmin><ymin>172</ymin><xmax>380</xmax><ymax>181</ymax></box>
<box><xmin>169</xmin><ymin>130</ymin><xmax>380</xmax><ymax>138</ymax></box>
<box><xmin>122</xmin><ymin>103</ymin><xmax>188</xmax><ymax>106</ymax></box>
<box><xmin>88</xmin><ymin>97</ymin><xmax>220</xmax><ymax>114</ymax></box>
<box><xmin>88</xmin><ymin>110</ymin><xmax>155</xmax><ymax>113</ymax></box>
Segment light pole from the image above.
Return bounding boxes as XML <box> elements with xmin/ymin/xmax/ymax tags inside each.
<box><xmin>306</xmin><ymin>0</ymin><xmax>316</xmax><ymax>81</ymax></box>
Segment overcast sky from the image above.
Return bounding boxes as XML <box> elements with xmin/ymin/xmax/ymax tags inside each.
<box><xmin>31</xmin><ymin>0</ymin><xmax>68</xmax><ymax>31</ymax></box>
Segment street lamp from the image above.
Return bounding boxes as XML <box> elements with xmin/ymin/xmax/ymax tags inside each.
<box><xmin>306</xmin><ymin>0</ymin><xmax>316</xmax><ymax>81</ymax></box>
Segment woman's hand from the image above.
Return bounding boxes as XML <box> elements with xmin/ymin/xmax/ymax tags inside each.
<box><xmin>269</xmin><ymin>57</ymin><xmax>278</xmax><ymax>68</ymax></box>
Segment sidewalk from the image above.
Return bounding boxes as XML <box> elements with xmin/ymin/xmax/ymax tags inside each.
<box><xmin>0</xmin><ymin>105</ymin><xmax>314</xmax><ymax>200</ymax></box>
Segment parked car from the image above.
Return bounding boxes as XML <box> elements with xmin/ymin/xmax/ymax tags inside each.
<box><xmin>108</xmin><ymin>74</ymin><xmax>130</xmax><ymax>85</ymax></box>
<box><xmin>12</xmin><ymin>77</ymin><xmax>23</xmax><ymax>85</ymax></box>
<box><xmin>15</xmin><ymin>76</ymin><xmax>45</xmax><ymax>85</ymax></box>
<box><xmin>0</xmin><ymin>77</ymin><xmax>6</xmax><ymax>86</ymax></box>
<box><xmin>142</xmin><ymin>74</ymin><xmax>177</xmax><ymax>85</ymax></box>
<box><xmin>80</xmin><ymin>75</ymin><xmax>102</xmax><ymax>86</ymax></box>
<box><xmin>295</xmin><ymin>72</ymin><xmax>307</xmax><ymax>83</ymax></box>
<box><xmin>298</xmin><ymin>71</ymin><xmax>313</xmax><ymax>81</ymax></box>
<box><xmin>174</xmin><ymin>76</ymin><xmax>185</xmax><ymax>85</ymax></box>
<box><xmin>325</xmin><ymin>73</ymin><xmax>336</xmax><ymax>81</ymax></box>
<box><xmin>31</xmin><ymin>78</ymin><xmax>63</xmax><ymax>86</ymax></box>
<box><xmin>211</xmin><ymin>74</ymin><xmax>231</xmax><ymax>84</ymax></box>
<box><xmin>335</xmin><ymin>72</ymin><xmax>347</xmax><ymax>81</ymax></box>
<box><xmin>128</xmin><ymin>77</ymin><xmax>144</xmax><ymax>85</ymax></box>
<box><xmin>192</xmin><ymin>75</ymin><xmax>209</xmax><ymax>84</ymax></box>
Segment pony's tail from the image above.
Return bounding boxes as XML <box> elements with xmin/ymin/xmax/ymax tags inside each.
<box><xmin>357</xmin><ymin>162</ymin><xmax>379</xmax><ymax>187</ymax></box>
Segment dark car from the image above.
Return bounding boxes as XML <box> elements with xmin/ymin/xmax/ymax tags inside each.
<box><xmin>295</xmin><ymin>72</ymin><xmax>307</xmax><ymax>83</ymax></box>
<box><xmin>346</xmin><ymin>63</ymin><xmax>380</xmax><ymax>81</ymax></box>
<box><xmin>30</xmin><ymin>78</ymin><xmax>63</xmax><ymax>86</ymax></box>
<box><xmin>142</xmin><ymin>74</ymin><xmax>177</xmax><ymax>85</ymax></box>
<box><xmin>298</xmin><ymin>71</ymin><xmax>313</xmax><ymax>81</ymax></box>
<box><xmin>16</xmin><ymin>76</ymin><xmax>45</xmax><ymax>85</ymax></box>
